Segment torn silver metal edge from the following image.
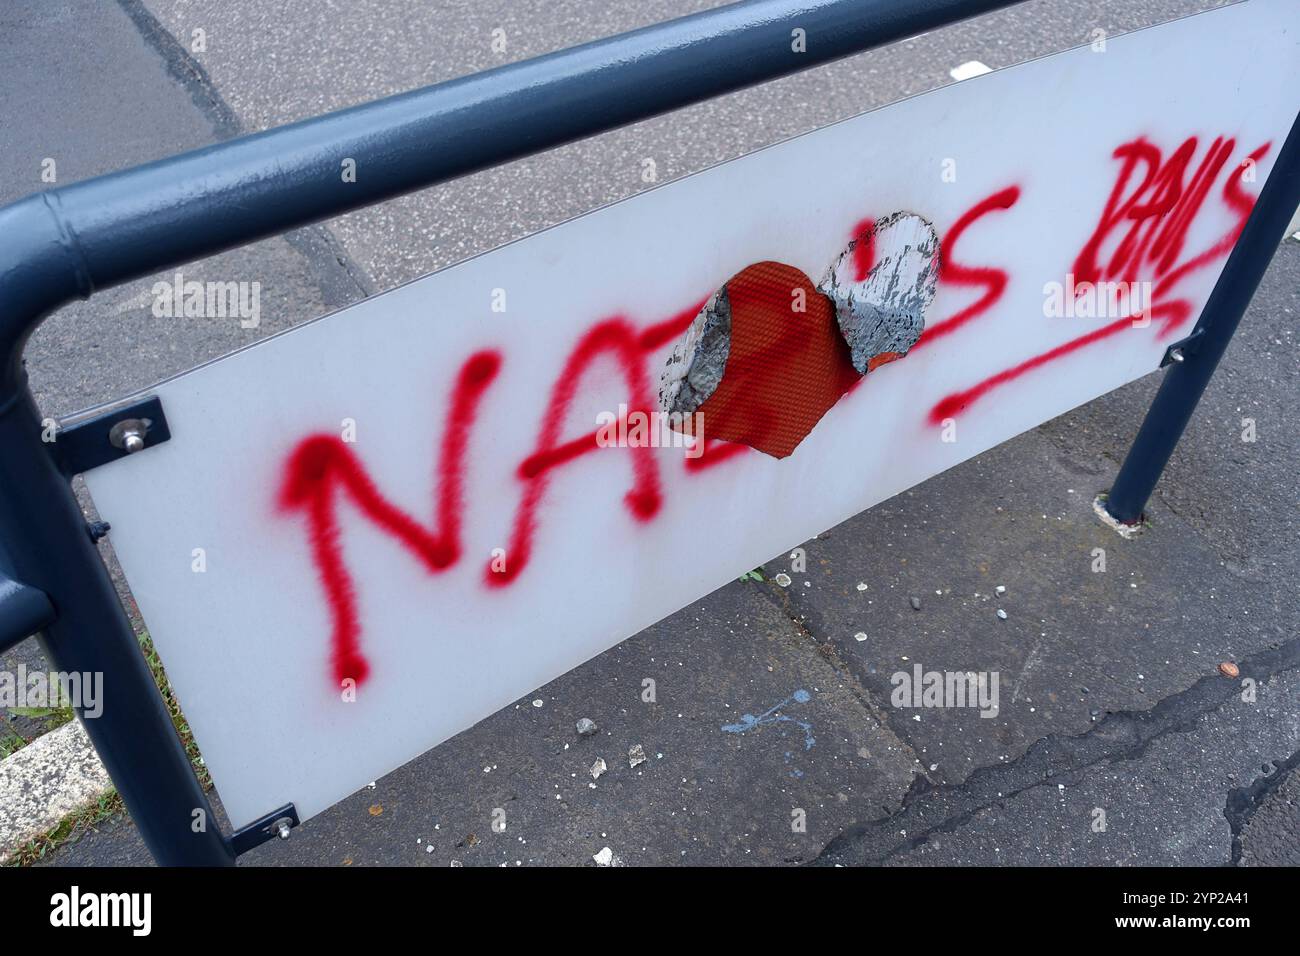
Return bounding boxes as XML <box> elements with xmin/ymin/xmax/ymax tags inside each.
<box><xmin>658</xmin><ymin>283</ymin><xmax>732</xmax><ymax>415</ymax></box>
<box><xmin>819</xmin><ymin>211</ymin><xmax>940</xmax><ymax>373</ymax></box>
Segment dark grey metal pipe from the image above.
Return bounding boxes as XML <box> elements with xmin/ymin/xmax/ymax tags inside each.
<box><xmin>0</xmin><ymin>572</ymin><xmax>54</xmax><ymax>654</ymax></box>
<box><xmin>1104</xmin><ymin>109</ymin><xmax>1300</xmax><ymax>524</ymax></box>
<box><xmin>0</xmin><ymin>387</ymin><xmax>235</xmax><ymax>865</ymax></box>
<box><xmin>0</xmin><ymin>0</ymin><xmax>1021</xmax><ymax>396</ymax></box>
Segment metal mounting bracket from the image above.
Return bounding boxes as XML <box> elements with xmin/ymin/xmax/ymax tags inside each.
<box><xmin>1160</xmin><ymin>327</ymin><xmax>1206</xmax><ymax>368</ymax></box>
<box><xmin>229</xmin><ymin>803</ymin><xmax>300</xmax><ymax>857</ymax></box>
<box><xmin>52</xmin><ymin>395</ymin><xmax>171</xmax><ymax>476</ymax></box>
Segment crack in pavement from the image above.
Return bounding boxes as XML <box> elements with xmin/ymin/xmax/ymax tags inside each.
<box><xmin>751</xmin><ymin>575</ymin><xmax>926</xmax><ymax>775</ymax></box>
<box><xmin>811</xmin><ymin>633</ymin><xmax>1300</xmax><ymax>865</ymax></box>
<box><xmin>1224</xmin><ymin>746</ymin><xmax>1300</xmax><ymax>866</ymax></box>
<box><xmin>117</xmin><ymin>0</ymin><xmax>376</xmax><ymax>305</ymax></box>
<box><xmin>117</xmin><ymin>0</ymin><xmax>240</xmax><ymax>138</ymax></box>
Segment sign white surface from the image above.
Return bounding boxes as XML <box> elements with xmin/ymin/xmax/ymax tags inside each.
<box><xmin>81</xmin><ymin>0</ymin><xmax>1299</xmax><ymax>829</ymax></box>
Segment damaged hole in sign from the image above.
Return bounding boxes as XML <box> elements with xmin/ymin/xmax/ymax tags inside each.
<box><xmin>819</xmin><ymin>211</ymin><xmax>939</xmax><ymax>375</ymax></box>
<box><xmin>658</xmin><ymin>212</ymin><xmax>939</xmax><ymax>459</ymax></box>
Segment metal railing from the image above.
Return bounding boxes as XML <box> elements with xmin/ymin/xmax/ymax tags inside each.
<box><xmin>0</xmin><ymin>0</ymin><xmax>1294</xmax><ymax>865</ymax></box>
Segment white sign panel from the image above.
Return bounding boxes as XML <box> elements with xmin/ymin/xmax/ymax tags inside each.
<box><xmin>81</xmin><ymin>0</ymin><xmax>1298</xmax><ymax>829</ymax></box>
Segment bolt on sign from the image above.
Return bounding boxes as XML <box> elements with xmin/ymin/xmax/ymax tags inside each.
<box><xmin>80</xmin><ymin>0</ymin><xmax>1298</xmax><ymax>830</ymax></box>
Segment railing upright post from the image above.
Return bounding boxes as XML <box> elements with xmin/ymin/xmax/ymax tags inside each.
<box><xmin>1104</xmin><ymin>110</ymin><xmax>1300</xmax><ymax>524</ymax></box>
<box><xmin>0</xmin><ymin>386</ymin><xmax>235</xmax><ymax>866</ymax></box>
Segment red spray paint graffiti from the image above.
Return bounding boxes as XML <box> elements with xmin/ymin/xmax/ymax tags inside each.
<box><xmin>279</xmin><ymin>303</ymin><xmax>698</xmax><ymax>685</ymax></box>
<box><xmin>278</xmin><ymin>351</ymin><xmax>502</xmax><ymax>686</ymax></box>
<box><xmin>915</xmin><ymin>186</ymin><xmax>1021</xmax><ymax>351</ymax></box>
<box><xmin>280</xmin><ymin>134</ymin><xmax>1265</xmax><ymax>687</ymax></box>
<box><xmin>492</xmin><ymin>318</ymin><xmax>663</xmax><ymax>587</ymax></box>
<box><xmin>927</xmin><ymin>136</ymin><xmax>1267</xmax><ymax>423</ymax></box>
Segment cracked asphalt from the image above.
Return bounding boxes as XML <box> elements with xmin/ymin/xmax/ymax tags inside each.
<box><xmin>1</xmin><ymin>0</ymin><xmax>1295</xmax><ymax>866</ymax></box>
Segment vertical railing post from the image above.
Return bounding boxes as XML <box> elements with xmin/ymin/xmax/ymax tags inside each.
<box><xmin>1105</xmin><ymin>110</ymin><xmax>1300</xmax><ymax>524</ymax></box>
<box><xmin>0</xmin><ymin>385</ymin><xmax>235</xmax><ymax>866</ymax></box>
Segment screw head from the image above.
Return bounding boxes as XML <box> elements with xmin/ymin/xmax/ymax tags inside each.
<box><xmin>1169</xmin><ymin>347</ymin><xmax>1185</xmax><ymax>363</ymax></box>
<box><xmin>109</xmin><ymin>418</ymin><xmax>151</xmax><ymax>453</ymax></box>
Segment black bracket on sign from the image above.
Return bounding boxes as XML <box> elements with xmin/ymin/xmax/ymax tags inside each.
<box><xmin>229</xmin><ymin>803</ymin><xmax>300</xmax><ymax>857</ymax></box>
<box><xmin>52</xmin><ymin>395</ymin><xmax>171</xmax><ymax>476</ymax></box>
<box><xmin>1160</xmin><ymin>327</ymin><xmax>1206</xmax><ymax>368</ymax></box>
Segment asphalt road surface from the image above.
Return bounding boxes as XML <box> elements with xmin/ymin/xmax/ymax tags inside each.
<box><xmin>2</xmin><ymin>0</ymin><xmax>1297</xmax><ymax>867</ymax></box>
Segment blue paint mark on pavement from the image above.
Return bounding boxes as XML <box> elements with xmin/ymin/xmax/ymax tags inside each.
<box><xmin>721</xmin><ymin>689</ymin><xmax>815</xmax><ymax>751</ymax></box>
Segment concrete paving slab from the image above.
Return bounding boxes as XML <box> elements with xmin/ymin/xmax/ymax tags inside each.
<box><xmin>0</xmin><ymin>720</ymin><xmax>111</xmax><ymax>863</ymax></box>
<box><xmin>816</xmin><ymin>644</ymin><xmax>1300</xmax><ymax>866</ymax></box>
